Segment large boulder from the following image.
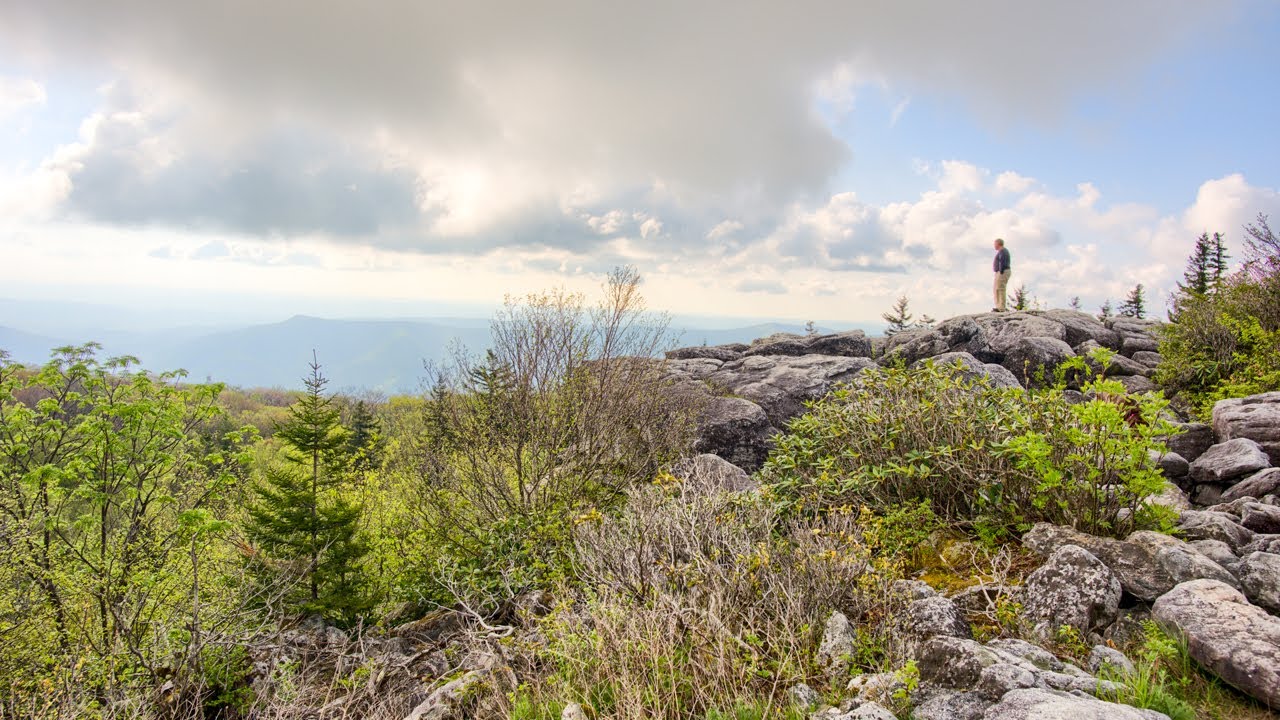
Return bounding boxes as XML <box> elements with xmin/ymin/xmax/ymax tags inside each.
<box><xmin>692</xmin><ymin>397</ymin><xmax>775</xmax><ymax>470</ymax></box>
<box><xmin>1213</xmin><ymin>392</ymin><xmax>1280</xmax><ymax>464</ymax></box>
<box><xmin>917</xmin><ymin>636</ymin><xmax>1001</xmax><ymax>687</ymax></box>
<box><xmin>1237</xmin><ymin>552</ymin><xmax>1280</xmax><ymax>613</ymax></box>
<box><xmin>708</xmin><ymin>354</ymin><xmax>875</xmax><ymax>427</ymax></box>
<box><xmin>1022</xmin><ymin>545</ymin><xmax>1122</xmax><ymax>636</ymax></box>
<box><xmin>979</xmin><ymin>313</ymin><xmax>1068</xmax><ymax>355</ymax></box>
<box><xmin>907</xmin><ymin>596</ymin><xmax>972</xmax><ymax>642</ymax></box>
<box><xmin>1220</xmin><ymin>468</ymin><xmax>1280</xmax><ymax>503</ymax></box>
<box><xmin>806</xmin><ymin>330</ymin><xmax>873</xmax><ymax>358</ymax></box>
<box><xmin>1241</xmin><ymin>502</ymin><xmax>1280</xmax><ymax>534</ymax></box>
<box><xmin>1126</xmin><ymin>530</ymin><xmax>1238</xmax><ymax>590</ymax></box>
<box><xmin>665</xmin><ymin>345</ymin><xmax>744</xmax><ymax>362</ymax></box>
<box><xmin>1152</xmin><ymin>579</ymin><xmax>1280</xmax><ymax>707</ymax></box>
<box><xmin>1188</xmin><ymin>438</ymin><xmax>1271</xmax><ymax>485</ymax></box>
<box><xmin>1000</xmin><ymin>337</ymin><xmax>1076</xmax><ymax>388</ymax></box>
<box><xmin>880</xmin><ymin>327</ymin><xmax>951</xmax><ymax>366</ymax></box>
<box><xmin>1165</xmin><ymin>422</ymin><xmax>1215</xmax><ymax>464</ymax></box>
<box><xmin>1178</xmin><ymin>510</ymin><xmax>1255</xmax><ymax>552</ymax></box>
<box><xmin>668</xmin><ymin>454</ymin><xmax>756</xmax><ymax>495</ymax></box>
<box><xmin>915</xmin><ymin>351</ymin><xmax>1022</xmax><ymax>389</ymax></box>
<box><xmin>980</xmin><ymin>688</ymin><xmax>1170</xmax><ymax>719</ymax></box>
<box><xmin>1039</xmin><ymin>309</ymin><xmax>1121</xmax><ymax>350</ymax></box>
<box><xmin>816</xmin><ymin>611</ymin><xmax>855</xmax><ymax>675</ymax></box>
<box><xmin>1023</xmin><ymin>524</ymin><xmax>1172</xmax><ymax>602</ymax></box>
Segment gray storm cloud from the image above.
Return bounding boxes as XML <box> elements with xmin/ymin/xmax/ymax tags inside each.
<box><xmin>1</xmin><ymin>1</ymin><xmax>1228</xmax><ymax>255</ymax></box>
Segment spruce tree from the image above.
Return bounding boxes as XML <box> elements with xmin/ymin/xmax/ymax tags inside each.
<box><xmin>1098</xmin><ymin>299</ymin><xmax>1114</xmax><ymax>322</ymax></box>
<box><xmin>247</xmin><ymin>355</ymin><xmax>369</xmax><ymax>623</ymax></box>
<box><xmin>1210</xmin><ymin>231</ymin><xmax>1230</xmax><ymax>289</ymax></box>
<box><xmin>1069</xmin><ymin>296</ymin><xmax>1082</xmax><ymax>311</ymax></box>
<box><xmin>1119</xmin><ymin>284</ymin><xmax>1146</xmax><ymax>319</ymax></box>
<box><xmin>344</xmin><ymin>400</ymin><xmax>384</xmax><ymax>473</ymax></box>
<box><xmin>1179</xmin><ymin>233</ymin><xmax>1213</xmax><ymax>296</ymax></box>
<box><xmin>881</xmin><ymin>295</ymin><xmax>914</xmax><ymax>336</ymax></box>
<box><xmin>1011</xmin><ymin>285</ymin><xmax>1029</xmax><ymax>311</ymax></box>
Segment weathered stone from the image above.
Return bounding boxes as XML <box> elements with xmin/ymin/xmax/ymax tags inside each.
<box><xmin>1186</xmin><ymin>539</ymin><xmax>1238</xmax><ymax>574</ymax></box>
<box><xmin>664</xmin><ymin>357</ymin><xmax>724</xmax><ymax>382</ymax></box>
<box><xmin>807</xmin><ymin>330</ymin><xmax>872</xmax><ymax>358</ymax></box>
<box><xmin>915</xmin><ymin>351</ymin><xmax>1022</xmax><ymax>389</ymax></box>
<box><xmin>1190</xmin><ymin>483</ymin><xmax>1225</xmax><ymax>506</ymax></box>
<box><xmin>1127</xmin><ymin>530</ymin><xmax>1239</xmax><ymax>590</ymax></box>
<box><xmin>980</xmin><ymin>313</ymin><xmax>1069</xmax><ymax>355</ymax></box>
<box><xmin>1120</xmin><ymin>336</ymin><xmax>1159</xmax><ymax>357</ymax></box>
<box><xmin>1023</xmin><ymin>545</ymin><xmax>1122</xmax><ymax>637</ymax></box>
<box><xmin>743</xmin><ymin>338</ymin><xmax>811</xmax><ymax>357</ymax></box>
<box><xmin>1152</xmin><ymin>579</ymin><xmax>1280</xmax><ymax>707</ymax></box>
<box><xmin>912</xmin><ymin>690</ymin><xmax>991</xmax><ymax>720</ymax></box>
<box><xmin>668</xmin><ymin>454</ymin><xmax>756</xmax><ymax>495</ymax></box>
<box><xmin>788</xmin><ymin>682</ymin><xmax>821</xmax><ymax>710</ymax></box>
<box><xmin>692</xmin><ymin>397</ymin><xmax>775</xmax><ymax>471</ymax></box>
<box><xmin>1149</xmin><ymin>451</ymin><xmax>1190</xmax><ymax>480</ymax></box>
<box><xmin>976</xmin><ymin>663</ymin><xmax>1038</xmax><ymax>700</ymax></box>
<box><xmin>1242</xmin><ymin>534</ymin><xmax>1280</xmax><ymax>555</ymax></box>
<box><xmin>1221</xmin><ymin>468</ymin><xmax>1280</xmax><ymax>503</ymax></box>
<box><xmin>1178</xmin><ymin>510</ymin><xmax>1255</xmax><ymax>552</ymax></box>
<box><xmin>843</xmin><ymin>702</ymin><xmax>896</xmax><ymax>720</ymax></box>
<box><xmin>1241</xmin><ymin>502</ymin><xmax>1280</xmax><ymax>534</ymax></box>
<box><xmin>1088</xmin><ymin>645</ymin><xmax>1136</xmax><ymax>676</ymax></box>
<box><xmin>981</xmin><ymin>688</ymin><xmax>1171</xmax><ymax>719</ymax></box>
<box><xmin>1189</xmin><ymin>438</ymin><xmax>1271</xmax><ymax>485</ymax></box>
<box><xmin>1237</xmin><ymin>552</ymin><xmax>1280</xmax><ymax>613</ymax></box>
<box><xmin>1001</xmin><ymin>337</ymin><xmax>1076</xmax><ymax>388</ymax></box>
<box><xmin>1131</xmin><ymin>350</ymin><xmax>1163</xmax><ymax>368</ymax></box>
<box><xmin>952</xmin><ymin>584</ymin><xmax>1019</xmax><ymax>616</ymax></box>
<box><xmin>665</xmin><ymin>345</ymin><xmax>743</xmax><ymax>361</ymax></box>
<box><xmin>1104</xmin><ymin>606</ymin><xmax>1154</xmax><ymax>648</ymax></box>
<box><xmin>1212</xmin><ymin>391</ymin><xmax>1280</xmax><ymax>464</ymax></box>
<box><xmin>907</xmin><ymin>596</ymin><xmax>972</xmax><ymax>641</ymax></box>
<box><xmin>404</xmin><ymin>668</ymin><xmax>488</xmax><ymax>720</ymax></box>
<box><xmin>1083</xmin><ymin>350</ymin><xmax>1149</xmax><ymax>377</ymax></box>
<box><xmin>1144</xmin><ymin>481</ymin><xmax>1191</xmax><ymax>512</ymax></box>
<box><xmin>845</xmin><ymin>672</ymin><xmax>901</xmax><ymax>705</ymax></box>
<box><xmin>1165</xmin><ymin>422</ymin><xmax>1215</xmax><ymax>464</ymax></box>
<box><xmin>985</xmin><ymin>638</ymin><xmax>1063</xmax><ymax>671</ymax></box>
<box><xmin>880</xmin><ymin>327</ymin><xmax>949</xmax><ymax>366</ymax></box>
<box><xmin>561</xmin><ymin>702</ymin><xmax>588</xmax><ymax>720</ymax></box>
<box><xmin>1023</xmin><ymin>523</ymin><xmax>1172</xmax><ymax>602</ymax></box>
<box><xmin>708</xmin><ymin>354</ymin><xmax>875</xmax><ymax>427</ymax></box>
<box><xmin>1118</xmin><ymin>375</ymin><xmax>1157</xmax><ymax>394</ymax></box>
<box><xmin>890</xmin><ymin>579</ymin><xmax>937</xmax><ymax>600</ymax></box>
<box><xmin>918</xmin><ymin>636</ymin><xmax>1001</xmax><ymax>688</ymax></box>
<box><xmin>1040</xmin><ymin>309</ymin><xmax>1121</xmax><ymax>349</ymax></box>
<box><xmin>817</xmin><ymin>611</ymin><xmax>855</xmax><ymax>675</ymax></box>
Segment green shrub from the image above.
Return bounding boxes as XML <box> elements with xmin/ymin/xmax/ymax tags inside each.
<box><xmin>760</xmin><ymin>355</ymin><xmax>1176</xmax><ymax>539</ymax></box>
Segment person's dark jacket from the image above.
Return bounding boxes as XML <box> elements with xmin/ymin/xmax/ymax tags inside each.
<box><xmin>993</xmin><ymin>247</ymin><xmax>1011</xmax><ymax>273</ymax></box>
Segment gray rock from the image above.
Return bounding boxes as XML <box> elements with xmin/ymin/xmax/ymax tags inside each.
<box><xmin>890</xmin><ymin>579</ymin><xmax>938</xmax><ymax>600</ymax></box>
<box><xmin>845</xmin><ymin>672</ymin><xmax>902</xmax><ymax>705</ymax></box>
<box><xmin>1221</xmin><ymin>467</ymin><xmax>1280</xmax><ymax>503</ymax></box>
<box><xmin>1237</xmin><ymin>551</ymin><xmax>1280</xmax><ymax>613</ymax></box>
<box><xmin>1152</xmin><ymin>579</ymin><xmax>1280</xmax><ymax>707</ymax></box>
<box><xmin>976</xmin><ymin>663</ymin><xmax>1038</xmax><ymax>700</ymax></box>
<box><xmin>952</xmin><ymin>584</ymin><xmax>1019</xmax><ymax>616</ymax></box>
<box><xmin>1242</xmin><ymin>534</ymin><xmax>1280</xmax><ymax>555</ymax></box>
<box><xmin>1144</xmin><ymin>481</ymin><xmax>1191</xmax><ymax>512</ymax></box>
<box><xmin>1022</xmin><ymin>545</ymin><xmax>1122</xmax><ymax>637</ymax></box>
<box><xmin>1242</xmin><ymin>502</ymin><xmax>1280</xmax><ymax>534</ymax></box>
<box><xmin>1088</xmin><ymin>645</ymin><xmax>1136</xmax><ymax>676</ymax></box>
<box><xmin>1190</xmin><ymin>483</ymin><xmax>1226</xmax><ymax>506</ymax></box>
<box><xmin>1001</xmin><ymin>337</ymin><xmax>1076</xmax><ymax>388</ymax></box>
<box><xmin>1178</xmin><ymin>510</ymin><xmax>1255</xmax><ymax>552</ymax></box>
<box><xmin>1104</xmin><ymin>606</ymin><xmax>1154</xmax><ymax>648</ymax></box>
<box><xmin>807</xmin><ymin>330</ymin><xmax>872</xmax><ymax>358</ymax></box>
<box><xmin>1212</xmin><ymin>391</ymin><xmax>1280</xmax><ymax>464</ymax></box>
<box><xmin>880</xmin><ymin>327</ymin><xmax>950</xmax><ymax>366</ymax></box>
<box><xmin>1186</xmin><ymin>539</ymin><xmax>1238</xmax><ymax>574</ymax></box>
<box><xmin>1118</xmin><ymin>375</ymin><xmax>1157</xmax><ymax>394</ymax></box>
<box><xmin>1083</xmin><ymin>349</ymin><xmax>1150</xmax><ymax>377</ymax></box>
<box><xmin>664</xmin><ymin>357</ymin><xmax>724</xmax><ymax>382</ymax></box>
<box><xmin>817</xmin><ymin>611</ymin><xmax>855</xmax><ymax>675</ymax></box>
<box><xmin>743</xmin><ymin>338</ymin><xmax>811</xmax><ymax>357</ymax></box>
<box><xmin>984</xmin><ymin>638</ymin><xmax>1063</xmax><ymax>671</ymax></box>
<box><xmin>1131</xmin><ymin>350</ymin><xmax>1163</xmax><ymax>368</ymax></box>
<box><xmin>843</xmin><ymin>702</ymin><xmax>896</xmax><ymax>720</ymax></box>
<box><xmin>665</xmin><ymin>345</ymin><xmax>743</xmax><ymax>362</ymax></box>
<box><xmin>1189</xmin><ymin>438</ymin><xmax>1271</xmax><ymax>485</ymax></box>
<box><xmin>1120</xmin><ymin>336</ymin><xmax>1160</xmax><ymax>357</ymax></box>
<box><xmin>788</xmin><ymin>682</ymin><xmax>821</xmax><ymax>710</ymax></box>
<box><xmin>669</xmin><ymin>454</ymin><xmax>756</xmax><ymax>495</ymax></box>
<box><xmin>1149</xmin><ymin>451</ymin><xmax>1190</xmax><ymax>480</ymax></box>
<box><xmin>708</xmin><ymin>354</ymin><xmax>875</xmax><ymax>427</ymax></box>
<box><xmin>1165</xmin><ymin>422</ymin><xmax>1215</xmax><ymax>464</ymax></box>
<box><xmin>1127</xmin><ymin>531</ymin><xmax>1239</xmax><ymax>590</ymax></box>
<box><xmin>1023</xmin><ymin>524</ymin><xmax>1172</xmax><ymax>602</ymax></box>
<box><xmin>981</xmin><ymin>688</ymin><xmax>1170</xmax><ymax>719</ymax></box>
<box><xmin>918</xmin><ymin>636</ymin><xmax>1001</xmax><ymax>688</ymax></box>
<box><xmin>915</xmin><ymin>351</ymin><xmax>1022</xmax><ymax>389</ymax></box>
<box><xmin>692</xmin><ymin>396</ymin><xmax>775</xmax><ymax>470</ymax></box>
<box><xmin>981</xmin><ymin>313</ymin><xmax>1068</xmax><ymax>355</ymax></box>
<box><xmin>907</xmin><ymin>596</ymin><xmax>972</xmax><ymax>641</ymax></box>
<box><xmin>561</xmin><ymin>702</ymin><xmax>588</xmax><ymax>720</ymax></box>
<box><xmin>404</xmin><ymin>668</ymin><xmax>488</xmax><ymax>720</ymax></box>
<box><xmin>912</xmin><ymin>690</ymin><xmax>991</xmax><ymax>720</ymax></box>
<box><xmin>1039</xmin><ymin>309</ymin><xmax>1121</xmax><ymax>349</ymax></box>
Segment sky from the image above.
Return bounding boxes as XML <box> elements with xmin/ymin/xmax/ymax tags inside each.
<box><xmin>2</xmin><ymin>1</ymin><xmax>1279</xmax><ymax>330</ymax></box>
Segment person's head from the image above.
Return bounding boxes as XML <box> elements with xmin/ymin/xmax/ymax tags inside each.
<box><xmin>993</xmin><ymin>238</ymin><xmax>1005</xmax><ymax>250</ymax></box>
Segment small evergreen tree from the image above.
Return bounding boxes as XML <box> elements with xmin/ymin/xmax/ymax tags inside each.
<box><xmin>1179</xmin><ymin>233</ymin><xmax>1213</xmax><ymax>296</ymax></box>
<box><xmin>1119</xmin><ymin>284</ymin><xmax>1146</xmax><ymax>319</ymax></box>
<box><xmin>1210</xmin><ymin>231</ymin><xmax>1230</xmax><ymax>289</ymax></box>
<box><xmin>882</xmin><ymin>296</ymin><xmax>914</xmax><ymax>336</ymax></box>
<box><xmin>1011</xmin><ymin>285</ymin><xmax>1029</xmax><ymax>311</ymax></box>
<box><xmin>247</xmin><ymin>354</ymin><xmax>369</xmax><ymax>623</ymax></box>
<box><xmin>1098</xmin><ymin>299</ymin><xmax>1114</xmax><ymax>322</ymax></box>
<box><xmin>1069</xmin><ymin>296</ymin><xmax>1082</xmax><ymax>311</ymax></box>
<box><xmin>344</xmin><ymin>399</ymin><xmax>385</xmax><ymax>473</ymax></box>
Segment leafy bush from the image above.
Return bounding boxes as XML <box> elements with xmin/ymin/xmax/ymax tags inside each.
<box><xmin>759</xmin><ymin>355</ymin><xmax>1176</xmax><ymax>539</ymax></box>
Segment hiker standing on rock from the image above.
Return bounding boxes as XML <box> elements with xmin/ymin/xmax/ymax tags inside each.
<box><xmin>992</xmin><ymin>238</ymin><xmax>1012</xmax><ymax>312</ymax></box>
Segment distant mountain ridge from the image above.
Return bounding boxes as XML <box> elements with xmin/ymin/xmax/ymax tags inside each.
<box><xmin>0</xmin><ymin>315</ymin><xmax>839</xmax><ymax>393</ymax></box>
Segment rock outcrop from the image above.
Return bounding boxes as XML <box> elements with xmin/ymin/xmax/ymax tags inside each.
<box><xmin>1213</xmin><ymin>391</ymin><xmax>1280</xmax><ymax>465</ymax></box>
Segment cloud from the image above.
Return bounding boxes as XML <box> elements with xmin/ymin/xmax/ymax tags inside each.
<box><xmin>0</xmin><ymin>76</ymin><xmax>45</xmax><ymax>121</ymax></box>
<box><xmin>0</xmin><ymin>1</ymin><xmax>1227</xmax><ymax>249</ymax></box>
<box><xmin>734</xmin><ymin>279</ymin><xmax>788</xmax><ymax>295</ymax></box>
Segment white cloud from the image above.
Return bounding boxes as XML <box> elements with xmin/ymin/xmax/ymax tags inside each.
<box><xmin>0</xmin><ymin>76</ymin><xmax>45</xmax><ymax>121</ymax></box>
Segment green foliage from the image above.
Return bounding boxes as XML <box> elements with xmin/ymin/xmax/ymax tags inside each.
<box><xmin>1011</xmin><ymin>284</ymin><xmax>1030</xmax><ymax>311</ymax></box>
<box><xmin>0</xmin><ymin>344</ymin><xmax>254</xmax><ymax>711</ymax></box>
<box><xmin>1157</xmin><ymin>234</ymin><xmax>1280</xmax><ymax>418</ymax></box>
<box><xmin>246</xmin><ymin>355</ymin><xmax>371</xmax><ymax>624</ymax></box>
<box><xmin>760</xmin><ymin>354</ymin><xmax>1176</xmax><ymax>539</ymax></box>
